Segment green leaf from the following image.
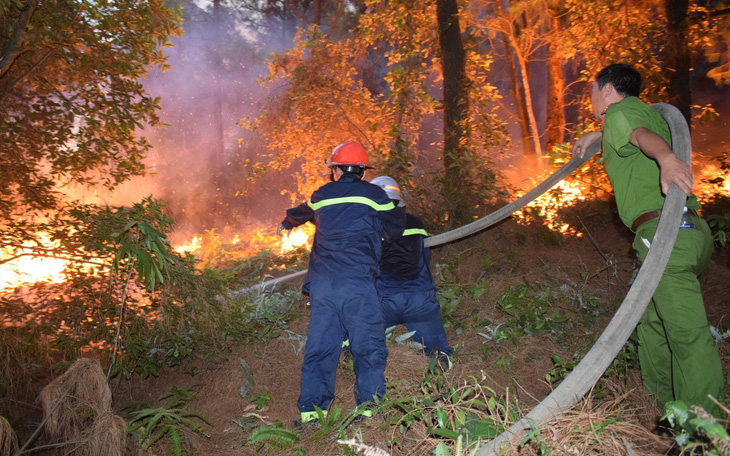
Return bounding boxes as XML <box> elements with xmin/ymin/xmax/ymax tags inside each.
<box><xmin>432</xmin><ymin>441</ymin><xmax>452</xmax><ymax>456</ymax></box>
<box><xmin>431</xmin><ymin>427</ymin><xmax>460</xmax><ymax>440</ymax></box>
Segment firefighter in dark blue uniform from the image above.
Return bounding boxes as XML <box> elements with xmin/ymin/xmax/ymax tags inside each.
<box><xmin>277</xmin><ymin>142</ymin><xmax>406</xmax><ymax>425</ymax></box>
<box><xmin>370</xmin><ymin>176</ymin><xmax>453</xmax><ymax>367</ymax></box>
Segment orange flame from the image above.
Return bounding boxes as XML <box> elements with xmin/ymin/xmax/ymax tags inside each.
<box><xmin>696</xmin><ymin>163</ymin><xmax>730</xmax><ymax>200</ymax></box>
<box><xmin>0</xmin><ymin>235</ymin><xmax>72</xmax><ymax>292</ymax></box>
<box><xmin>514</xmin><ymin>178</ymin><xmax>592</xmax><ymax>236</ymax></box>
<box><xmin>174</xmin><ymin>235</ymin><xmax>202</xmax><ymax>255</ymax></box>
<box><xmin>280</xmin><ymin>226</ymin><xmax>314</xmax><ymax>253</ymax></box>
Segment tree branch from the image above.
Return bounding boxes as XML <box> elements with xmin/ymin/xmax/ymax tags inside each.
<box><xmin>0</xmin><ymin>0</ymin><xmax>39</xmax><ymax>79</ymax></box>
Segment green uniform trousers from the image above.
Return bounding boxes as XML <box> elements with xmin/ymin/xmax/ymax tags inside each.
<box><xmin>633</xmin><ymin>214</ymin><xmax>723</xmax><ymax>416</ymax></box>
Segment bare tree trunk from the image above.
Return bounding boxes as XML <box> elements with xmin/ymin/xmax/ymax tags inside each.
<box><xmin>0</xmin><ymin>0</ymin><xmax>39</xmax><ymax>77</ymax></box>
<box><xmin>212</xmin><ymin>0</ymin><xmax>225</xmax><ymax>173</ymax></box>
<box><xmin>545</xmin><ymin>8</ymin><xmax>565</xmax><ymax>152</ymax></box>
<box><xmin>437</xmin><ymin>0</ymin><xmax>471</xmax><ymax>224</ymax></box>
<box><xmin>665</xmin><ymin>0</ymin><xmax>691</xmax><ymax>127</ymax></box>
<box><xmin>505</xmin><ymin>30</ymin><xmax>542</xmax><ymax>160</ymax></box>
<box><xmin>502</xmin><ymin>35</ymin><xmax>534</xmax><ymax>158</ymax></box>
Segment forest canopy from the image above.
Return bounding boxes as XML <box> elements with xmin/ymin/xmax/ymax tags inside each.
<box><xmin>0</xmin><ymin>0</ymin><xmax>181</xmax><ymax>222</ymax></box>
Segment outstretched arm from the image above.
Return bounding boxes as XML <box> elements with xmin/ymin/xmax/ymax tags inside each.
<box><xmin>629</xmin><ymin>127</ymin><xmax>693</xmax><ymax>195</ymax></box>
<box><xmin>572</xmin><ymin>131</ymin><xmax>603</xmax><ymax>158</ymax></box>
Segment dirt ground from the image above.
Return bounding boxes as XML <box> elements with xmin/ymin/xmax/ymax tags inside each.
<box><xmin>12</xmin><ymin>86</ymin><xmax>730</xmax><ymax>455</ymax></box>
<box><xmin>111</xmin><ymin>205</ymin><xmax>730</xmax><ymax>455</ymax></box>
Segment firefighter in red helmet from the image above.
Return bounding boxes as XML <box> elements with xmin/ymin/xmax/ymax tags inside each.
<box><xmin>277</xmin><ymin>141</ymin><xmax>405</xmax><ymax>425</ymax></box>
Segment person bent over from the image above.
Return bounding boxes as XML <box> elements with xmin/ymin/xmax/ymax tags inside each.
<box><xmin>370</xmin><ymin>176</ymin><xmax>453</xmax><ymax>369</ymax></box>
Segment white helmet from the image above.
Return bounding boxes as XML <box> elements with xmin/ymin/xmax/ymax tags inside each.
<box><xmin>371</xmin><ymin>176</ymin><xmax>404</xmax><ymax>207</ymax></box>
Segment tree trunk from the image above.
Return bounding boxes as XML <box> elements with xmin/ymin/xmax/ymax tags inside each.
<box><xmin>545</xmin><ymin>8</ymin><xmax>565</xmax><ymax>153</ymax></box>
<box><xmin>665</xmin><ymin>0</ymin><xmax>691</xmax><ymax>127</ymax></box>
<box><xmin>502</xmin><ymin>35</ymin><xmax>534</xmax><ymax>158</ymax></box>
<box><xmin>212</xmin><ymin>0</ymin><xmax>225</xmax><ymax>173</ymax></box>
<box><xmin>508</xmin><ymin>33</ymin><xmax>542</xmax><ymax>160</ymax></box>
<box><xmin>436</xmin><ymin>0</ymin><xmax>471</xmax><ymax>223</ymax></box>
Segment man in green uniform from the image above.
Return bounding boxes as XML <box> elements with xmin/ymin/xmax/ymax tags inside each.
<box><xmin>573</xmin><ymin>63</ymin><xmax>723</xmax><ymax>416</ymax></box>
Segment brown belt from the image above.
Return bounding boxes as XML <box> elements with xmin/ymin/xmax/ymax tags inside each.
<box><xmin>631</xmin><ymin>210</ymin><xmax>660</xmax><ymax>232</ymax></box>
<box><xmin>631</xmin><ymin>208</ymin><xmax>703</xmax><ymax>231</ymax></box>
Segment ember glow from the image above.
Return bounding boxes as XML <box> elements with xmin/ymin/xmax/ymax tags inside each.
<box><xmin>697</xmin><ymin>162</ymin><xmax>730</xmax><ymax>201</ymax></box>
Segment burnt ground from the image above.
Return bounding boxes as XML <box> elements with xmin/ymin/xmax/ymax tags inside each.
<box><xmin>112</xmin><ymin>205</ymin><xmax>730</xmax><ymax>455</ymax></box>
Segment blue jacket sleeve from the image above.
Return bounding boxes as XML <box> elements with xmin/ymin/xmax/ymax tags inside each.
<box><xmin>281</xmin><ymin>201</ymin><xmax>314</xmax><ymax>230</ymax></box>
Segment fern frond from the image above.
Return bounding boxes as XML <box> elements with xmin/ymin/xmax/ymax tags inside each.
<box><xmin>246</xmin><ymin>424</ymin><xmax>299</xmax><ymax>448</ymax></box>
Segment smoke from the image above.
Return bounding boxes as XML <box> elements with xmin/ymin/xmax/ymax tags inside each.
<box><xmin>131</xmin><ymin>3</ymin><xmax>301</xmax><ymax>244</ymax></box>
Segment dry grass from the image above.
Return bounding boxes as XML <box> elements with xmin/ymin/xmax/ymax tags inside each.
<box><xmin>496</xmin><ymin>393</ymin><xmax>672</xmax><ymax>455</ymax></box>
<box><xmin>38</xmin><ymin>357</ymin><xmax>125</xmax><ymax>456</ymax></box>
<box><xmin>0</xmin><ymin>416</ymin><xmax>17</xmax><ymax>456</ymax></box>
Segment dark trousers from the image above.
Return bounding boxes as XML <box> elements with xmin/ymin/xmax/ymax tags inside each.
<box><xmin>297</xmin><ymin>276</ymin><xmax>388</xmax><ymax>413</ymax></box>
<box><xmin>380</xmin><ymin>288</ymin><xmax>452</xmax><ymax>357</ymax></box>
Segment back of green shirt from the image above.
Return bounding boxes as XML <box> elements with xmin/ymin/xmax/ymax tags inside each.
<box><xmin>602</xmin><ymin>97</ymin><xmax>699</xmax><ymax>229</ymax></box>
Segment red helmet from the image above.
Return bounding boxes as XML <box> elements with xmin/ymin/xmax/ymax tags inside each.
<box><xmin>325</xmin><ymin>141</ymin><xmax>374</xmax><ymax>169</ymax></box>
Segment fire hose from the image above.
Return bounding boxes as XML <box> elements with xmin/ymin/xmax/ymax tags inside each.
<box><xmin>476</xmin><ymin>102</ymin><xmax>690</xmax><ymax>455</ymax></box>
<box><xmin>234</xmin><ymin>104</ymin><xmax>691</xmax><ymax>454</ymax></box>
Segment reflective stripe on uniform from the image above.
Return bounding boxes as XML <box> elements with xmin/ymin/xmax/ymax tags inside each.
<box><xmin>403</xmin><ymin>228</ymin><xmax>428</xmax><ymax>237</ymax></box>
<box><xmin>308</xmin><ymin>196</ymin><xmax>395</xmax><ymax>211</ymax></box>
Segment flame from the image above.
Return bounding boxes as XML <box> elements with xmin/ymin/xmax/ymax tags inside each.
<box><xmin>0</xmin><ymin>236</ymin><xmax>72</xmax><ymax>292</ymax></box>
<box><xmin>174</xmin><ymin>235</ymin><xmax>202</xmax><ymax>255</ymax></box>
<box><xmin>514</xmin><ymin>178</ymin><xmax>593</xmax><ymax>236</ymax></box>
<box><xmin>512</xmin><ymin>161</ymin><xmax>730</xmax><ymax>236</ymax></box>
<box><xmin>280</xmin><ymin>226</ymin><xmax>314</xmax><ymax>253</ymax></box>
<box><xmin>696</xmin><ymin>163</ymin><xmax>730</xmax><ymax>200</ymax></box>
<box><xmin>167</xmin><ymin>223</ymin><xmax>314</xmax><ymax>271</ymax></box>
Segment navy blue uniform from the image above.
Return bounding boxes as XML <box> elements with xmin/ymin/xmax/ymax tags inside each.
<box><xmin>280</xmin><ymin>173</ymin><xmax>406</xmax><ymax>415</ymax></box>
<box><xmin>377</xmin><ymin>213</ymin><xmax>452</xmax><ymax>357</ymax></box>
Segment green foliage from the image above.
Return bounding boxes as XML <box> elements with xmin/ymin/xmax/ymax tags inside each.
<box><xmin>245</xmin><ymin>424</ymin><xmax>300</xmax><ymax>450</ymax></box>
<box><xmin>544</xmin><ymin>354</ymin><xmax>575</xmax><ymax>385</ymax></box>
<box><xmin>707</xmin><ymin>213</ymin><xmax>730</xmax><ymax>248</ymax></box>
<box><xmin>520</xmin><ymin>425</ymin><xmax>550</xmax><ymax>455</ymax></box>
<box><xmin>250</xmin><ymin>390</ymin><xmax>273</xmax><ymax>410</ymax></box>
<box><xmin>0</xmin><ymin>0</ymin><xmax>182</xmax><ymax>221</ymax></box>
<box><xmin>662</xmin><ymin>401</ymin><xmax>730</xmax><ymax>455</ymax></box>
<box><xmin>493</xmin><ymin>283</ymin><xmax>566</xmax><ymax>345</ymax></box>
<box><xmin>128</xmin><ymin>407</ymin><xmax>210</xmax><ymax>455</ymax></box>
<box><xmin>383</xmin><ymin>372</ymin><xmax>521</xmax><ymax>454</ymax></box>
<box><xmin>0</xmin><ymin>198</ymin><xmax>236</xmax><ymax>393</ymax></box>
<box><xmin>126</xmin><ymin>385</ymin><xmax>209</xmax><ymax>455</ymax></box>
<box><xmin>603</xmin><ymin>341</ymin><xmax>639</xmax><ymax>382</ymax></box>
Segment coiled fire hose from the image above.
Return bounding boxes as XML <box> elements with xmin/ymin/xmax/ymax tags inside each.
<box><xmin>235</xmin><ymin>104</ymin><xmax>691</xmax><ymax>455</ymax></box>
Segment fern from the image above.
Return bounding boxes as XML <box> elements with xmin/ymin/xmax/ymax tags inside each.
<box><xmin>246</xmin><ymin>424</ymin><xmax>299</xmax><ymax>449</ymax></box>
<box><xmin>168</xmin><ymin>426</ymin><xmax>184</xmax><ymax>456</ymax></box>
<box><xmin>128</xmin><ymin>407</ymin><xmax>210</xmax><ymax>452</ymax></box>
